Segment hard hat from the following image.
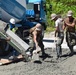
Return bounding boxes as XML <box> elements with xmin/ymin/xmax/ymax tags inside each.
<box><xmin>51</xmin><ymin>13</ymin><xmax>57</xmax><ymax>20</ymax></box>
<box><xmin>9</xmin><ymin>18</ymin><xmax>15</xmax><ymax>24</ymax></box>
<box><xmin>67</xmin><ymin>10</ymin><xmax>73</xmax><ymax>16</ymax></box>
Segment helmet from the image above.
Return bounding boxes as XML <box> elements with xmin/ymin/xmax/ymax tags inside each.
<box><xmin>51</xmin><ymin>13</ymin><xmax>57</xmax><ymax>20</ymax></box>
<box><xmin>9</xmin><ymin>18</ymin><xmax>15</xmax><ymax>24</ymax></box>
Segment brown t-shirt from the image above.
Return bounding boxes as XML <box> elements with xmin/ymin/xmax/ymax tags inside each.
<box><xmin>64</xmin><ymin>17</ymin><xmax>76</xmax><ymax>32</ymax></box>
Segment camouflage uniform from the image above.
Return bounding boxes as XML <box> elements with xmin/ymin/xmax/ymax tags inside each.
<box><xmin>64</xmin><ymin>10</ymin><xmax>76</xmax><ymax>55</ymax></box>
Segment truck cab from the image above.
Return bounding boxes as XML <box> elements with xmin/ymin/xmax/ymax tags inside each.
<box><xmin>26</xmin><ymin>0</ymin><xmax>46</xmax><ymax>29</ymax></box>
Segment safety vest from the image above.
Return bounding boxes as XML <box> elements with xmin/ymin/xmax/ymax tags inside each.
<box><xmin>12</xmin><ymin>27</ymin><xmax>18</xmax><ymax>33</ymax></box>
<box><xmin>9</xmin><ymin>24</ymin><xmax>18</xmax><ymax>33</ymax></box>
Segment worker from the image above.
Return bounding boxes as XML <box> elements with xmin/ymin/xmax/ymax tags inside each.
<box><xmin>9</xmin><ymin>18</ymin><xmax>18</xmax><ymax>33</ymax></box>
<box><xmin>26</xmin><ymin>23</ymin><xmax>48</xmax><ymax>58</ymax></box>
<box><xmin>63</xmin><ymin>10</ymin><xmax>76</xmax><ymax>56</ymax></box>
<box><xmin>51</xmin><ymin>13</ymin><xmax>64</xmax><ymax>59</ymax></box>
<box><xmin>9</xmin><ymin>18</ymin><xmax>18</xmax><ymax>60</ymax></box>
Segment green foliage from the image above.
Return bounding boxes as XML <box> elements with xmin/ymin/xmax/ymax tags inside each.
<box><xmin>46</xmin><ymin>0</ymin><xmax>76</xmax><ymax>32</ymax></box>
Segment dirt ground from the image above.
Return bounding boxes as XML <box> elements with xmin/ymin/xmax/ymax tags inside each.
<box><xmin>0</xmin><ymin>32</ymin><xmax>76</xmax><ymax>75</ymax></box>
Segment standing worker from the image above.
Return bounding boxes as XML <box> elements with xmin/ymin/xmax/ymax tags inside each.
<box><xmin>63</xmin><ymin>10</ymin><xmax>76</xmax><ymax>56</ymax></box>
<box><xmin>51</xmin><ymin>13</ymin><xmax>64</xmax><ymax>59</ymax></box>
<box><xmin>9</xmin><ymin>18</ymin><xmax>18</xmax><ymax>59</ymax></box>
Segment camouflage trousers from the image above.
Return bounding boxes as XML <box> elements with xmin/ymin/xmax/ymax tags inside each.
<box><xmin>56</xmin><ymin>32</ymin><xmax>64</xmax><ymax>57</ymax></box>
<box><xmin>66</xmin><ymin>31</ymin><xmax>76</xmax><ymax>52</ymax></box>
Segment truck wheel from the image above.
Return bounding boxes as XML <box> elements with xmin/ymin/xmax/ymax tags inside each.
<box><xmin>0</xmin><ymin>40</ymin><xmax>10</xmax><ymax>56</ymax></box>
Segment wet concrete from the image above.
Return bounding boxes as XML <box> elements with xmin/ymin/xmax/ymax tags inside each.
<box><xmin>0</xmin><ymin>32</ymin><xmax>76</xmax><ymax>75</ymax></box>
<box><xmin>0</xmin><ymin>48</ymin><xmax>76</xmax><ymax>75</ymax></box>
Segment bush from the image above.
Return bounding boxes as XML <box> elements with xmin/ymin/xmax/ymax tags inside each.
<box><xmin>46</xmin><ymin>0</ymin><xmax>76</xmax><ymax>32</ymax></box>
